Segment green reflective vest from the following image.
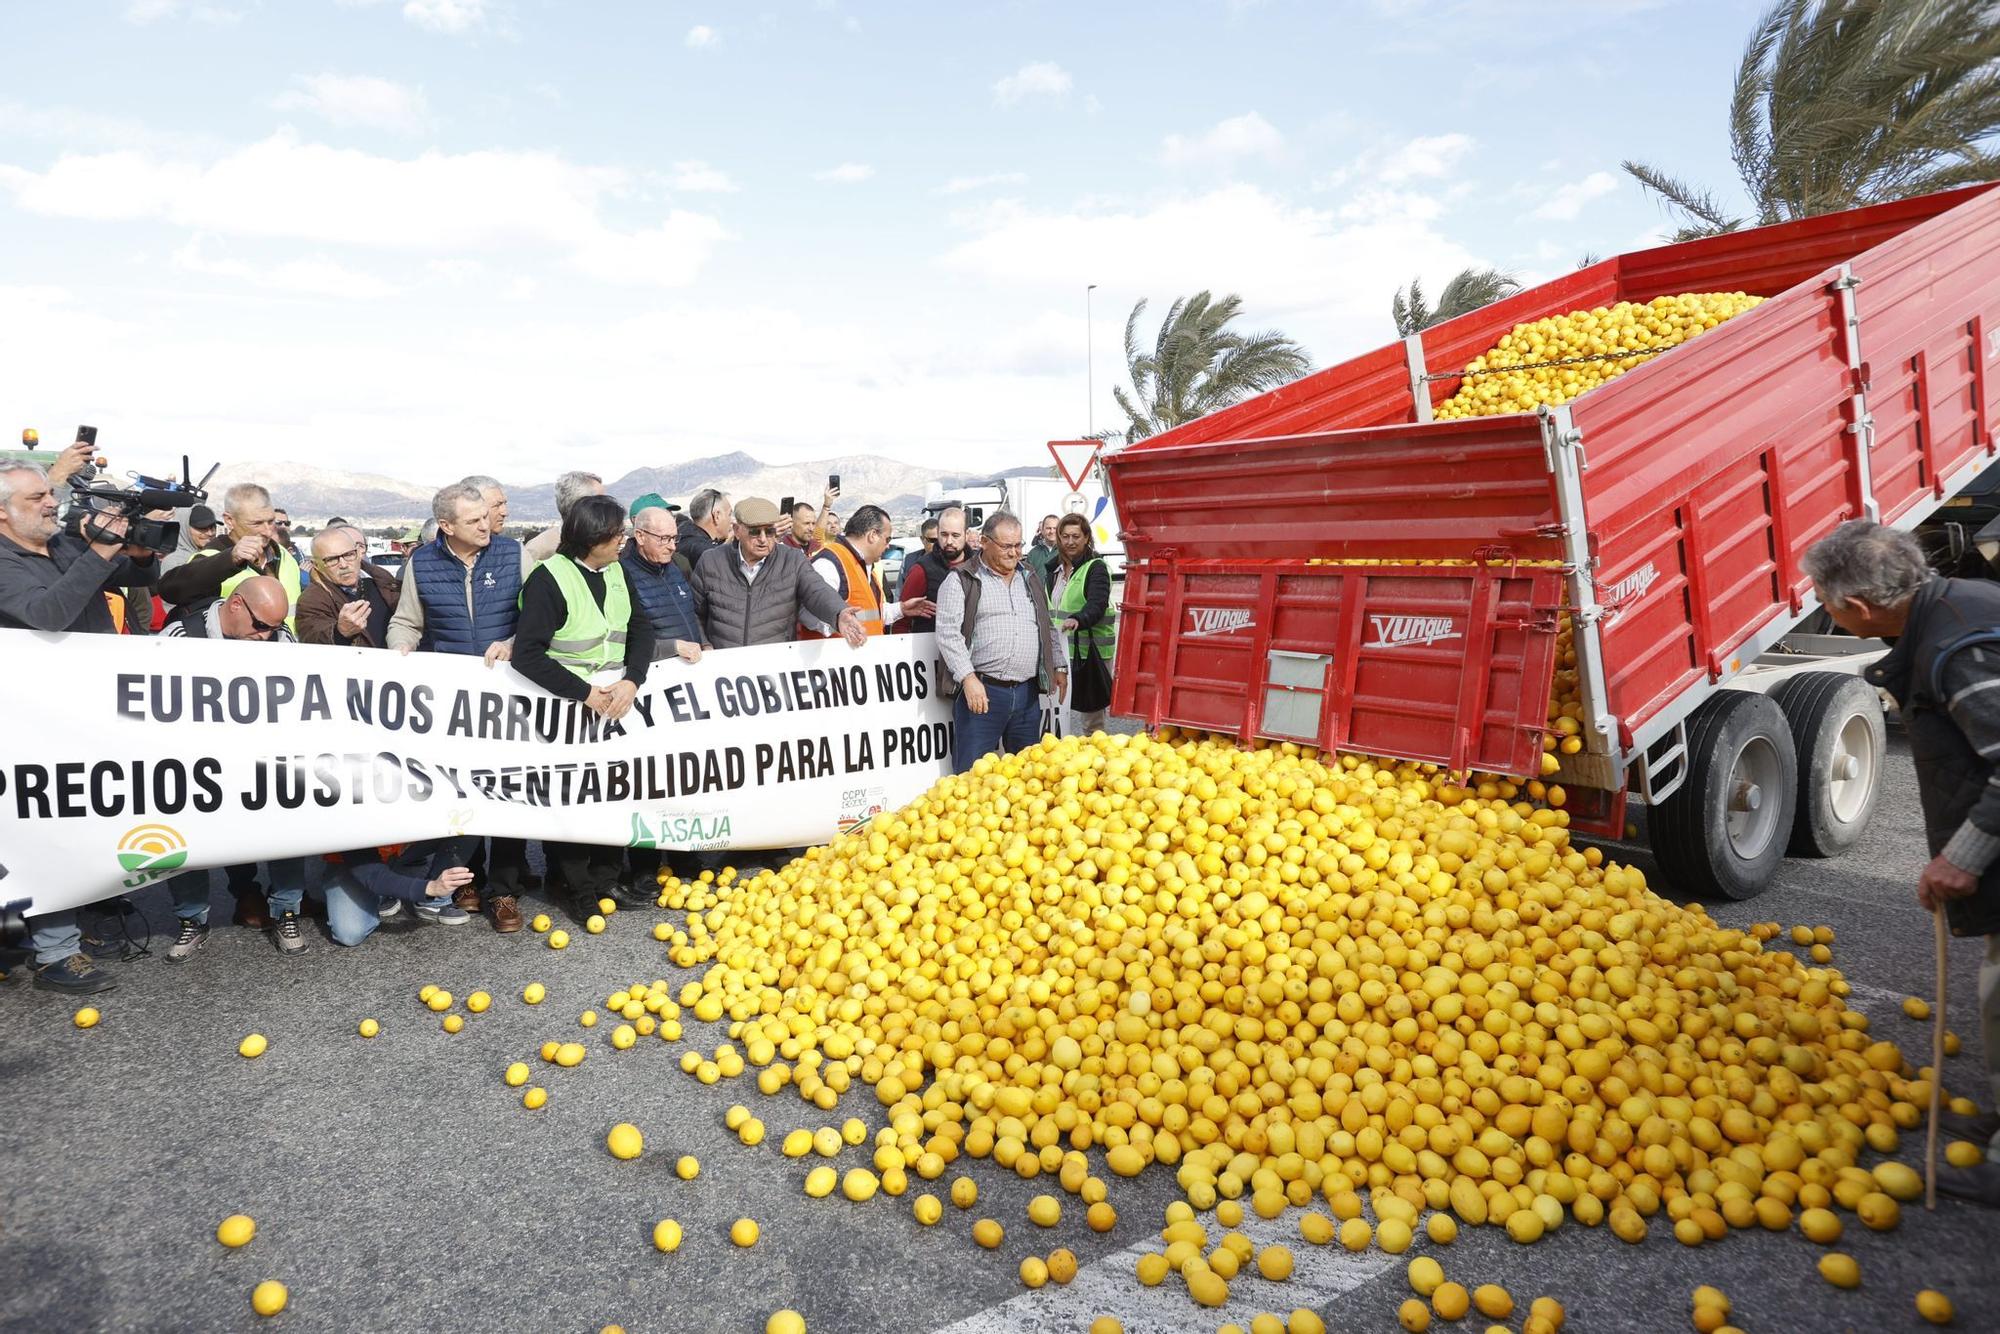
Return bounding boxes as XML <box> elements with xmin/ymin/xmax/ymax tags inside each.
<box><xmin>536</xmin><ymin>553</ymin><xmax>632</xmax><ymax>681</ymax></box>
<box><xmin>1052</xmin><ymin>557</ymin><xmax>1116</xmax><ymax>659</ymax></box>
<box><xmin>190</xmin><ymin>543</ymin><xmax>301</xmax><ymax>631</ymax></box>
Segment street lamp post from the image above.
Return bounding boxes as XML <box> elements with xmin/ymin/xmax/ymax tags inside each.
<box><xmin>1086</xmin><ymin>284</ymin><xmax>1097</xmax><ymax>438</ymax></box>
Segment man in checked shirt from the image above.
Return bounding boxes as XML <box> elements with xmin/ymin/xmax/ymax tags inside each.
<box><xmin>934</xmin><ymin>511</ymin><xmax>1066</xmax><ymax>775</ymax></box>
<box><xmin>1807</xmin><ymin>519</ymin><xmax>2000</xmax><ymax>1205</ymax></box>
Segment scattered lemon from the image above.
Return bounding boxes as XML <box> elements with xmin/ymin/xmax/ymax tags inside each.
<box><xmin>466</xmin><ymin>991</ymin><xmax>491</xmax><ymax>1014</ymax></box>
<box><xmin>74</xmin><ymin>1008</ymin><xmax>100</xmax><ymax>1029</ymax></box>
<box><xmin>530</xmin><ymin>914</ymin><xmax>551</xmax><ymax>933</ymax></box>
<box><xmin>426</xmin><ymin>991</ymin><xmax>453</xmax><ymax>1012</ymax></box>
<box><xmin>1946</xmin><ymin>1140</ymin><xmax>1984</xmax><ymax>1168</ymax></box>
<box><xmin>1857</xmin><ymin>1192</ymin><xmax>1901</xmax><ymax>1231</ymax></box>
<box><xmin>731</xmin><ymin>1218</ymin><xmax>759</xmax><ymax>1247</ymax></box>
<box><xmin>972</xmin><ymin>1218</ymin><xmax>1004</xmax><ymax>1248</ymax></box>
<box><xmin>913</xmin><ymin>1194</ymin><xmax>942</xmax><ymax>1225</ymax></box>
<box><xmin>250</xmin><ymin>1281</ymin><xmax>287</xmax><ymax>1317</ymax></box>
<box><xmin>1432</xmin><ymin>1283</ymin><xmax>1471</xmax><ymax>1321</ymax></box>
<box><xmin>606</xmin><ymin>1123</ymin><xmax>644</xmax><ymax>1161</ymax></box>
<box><xmin>766</xmin><ymin>1312</ymin><xmax>805</xmax><ymax>1334</ymax></box>
<box><xmin>611</xmin><ymin>1024</ymin><xmax>637</xmax><ymax>1050</ymax></box>
<box><xmin>813</xmin><ymin>1127</ymin><xmax>843</xmax><ymax>1158</ymax></box>
<box><xmin>555</xmin><ymin>1042</ymin><xmax>585</xmax><ymax>1067</ymax></box>
<box><xmin>782</xmin><ymin>1129</ymin><xmax>813</xmax><ymax>1158</ymax></box>
<box><xmin>1818</xmin><ymin>1252</ymin><xmax>1860</xmax><ymax>1288</ymax></box>
<box><xmin>504</xmin><ymin>1062</ymin><xmax>529</xmax><ymax>1087</ymax></box>
<box><xmin>1874</xmin><ymin>1162</ymin><xmax>1922</xmax><ymax>1202</ymax></box>
<box><xmin>523</xmin><ymin>1087</ymin><xmax>547</xmax><ymax>1109</ymax></box>
<box><xmin>357</xmin><ymin>1018</ymin><xmax>378</xmax><ymax>1038</ymax></box>
<box><xmin>441</xmin><ymin>1015</ymin><xmax>464</xmax><ymax>1034</ymax></box>
<box><xmin>238</xmin><ymin>1034</ymin><xmax>267</xmax><ymax>1059</ymax></box>
<box><xmin>523</xmin><ymin>982</ymin><xmax>546</xmax><ymax>1005</ymax></box>
<box><xmin>1019</xmin><ymin>1256</ymin><xmax>1048</xmax><ymax>1289</ymax></box>
<box><xmin>676</xmin><ymin>1155</ymin><xmax>700</xmax><ymax>1180</ymax></box>
<box><xmin>738</xmin><ymin>1118</ymin><xmax>765</xmax><ymax>1146</ymax></box>
<box><xmin>1399</xmin><ymin>1299</ymin><xmax>1431</xmax><ymax>1332</ymax></box>
<box><xmin>653</xmin><ymin>1219</ymin><xmax>682</xmax><ymax>1253</ymax></box>
<box><xmin>217</xmin><ymin>1215</ymin><xmax>256</xmax><ymax>1248</ymax></box>
<box><xmin>1289</xmin><ymin>1314</ymin><xmax>1326</xmax><ymax>1334</ymax></box>
<box><xmin>1427</xmin><ymin>1214</ymin><xmax>1458</xmax><ymax>1245</ymax></box>
<box><xmin>548</xmin><ymin>930</ymin><xmax>569</xmax><ymax>949</ymax></box>
<box><xmin>1915</xmin><ymin>1289</ymin><xmax>1955</xmax><ymax>1324</ymax></box>
<box><xmin>1799</xmin><ymin>1207</ymin><xmax>1842</xmax><ymax>1243</ymax></box>
<box><xmin>1028</xmin><ymin>1195</ymin><xmax>1060</xmax><ymax>1227</ymax></box>
<box><xmin>579</xmin><ymin>1010</ymin><xmax>598</xmax><ymax>1028</ymax></box>
<box><xmin>1257</xmin><ymin>1245</ymin><xmax>1295</xmax><ymax>1281</ymax></box>
<box><xmin>597</xmin><ymin>897</ymin><xmax>617</xmax><ymax>915</ymax></box>
<box><xmin>842</xmin><ymin>1169</ymin><xmax>879</xmax><ymax>1202</ymax></box>
<box><xmin>419</xmin><ymin>984</ymin><xmax>437</xmax><ymax>1002</ymax></box>
<box><xmin>1408</xmin><ymin>1257</ymin><xmax>1444</xmax><ymax>1297</ymax></box>
<box><xmin>1047</xmin><ymin>1248</ymin><xmax>1077</xmax><ymax>1285</ymax></box>
<box><xmin>1905</xmin><ymin>996</ymin><xmax>1932</xmax><ymax>1020</ymax></box>
<box><xmin>804</xmin><ymin>1166</ymin><xmax>837</xmax><ymax>1198</ymax></box>
<box><xmin>586</xmin><ymin>915</ymin><xmax>606</xmax><ymax>935</ymax></box>
<box><xmin>1090</xmin><ymin>1320</ymin><xmax>1124</xmax><ymax>1334</ymax></box>
<box><xmin>951</xmin><ymin>1177</ymin><xmax>978</xmax><ymax>1209</ymax></box>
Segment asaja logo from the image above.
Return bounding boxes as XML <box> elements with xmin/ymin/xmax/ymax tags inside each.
<box><xmin>1185</xmin><ymin>607</ymin><xmax>1254</xmax><ymax>638</ymax></box>
<box><xmin>117</xmin><ymin>824</ymin><xmax>189</xmax><ymax>883</ymax></box>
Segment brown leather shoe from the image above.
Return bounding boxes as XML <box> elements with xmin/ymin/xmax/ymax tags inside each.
<box><xmin>454</xmin><ymin>881</ymin><xmax>483</xmax><ymax>913</ymax></box>
<box><xmin>488</xmin><ymin>895</ymin><xmax>523</xmax><ymax>933</ymax></box>
<box><xmin>231</xmin><ymin>895</ymin><xmax>273</xmax><ymax>930</ymax></box>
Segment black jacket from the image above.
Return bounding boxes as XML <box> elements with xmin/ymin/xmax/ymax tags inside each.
<box><xmin>0</xmin><ymin>531</ymin><xmax>158</xmax><ymax>633</ymax></box>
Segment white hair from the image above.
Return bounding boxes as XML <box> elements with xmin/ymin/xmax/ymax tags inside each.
<box><xmin>223</xmin><ymin>482</ymin><xmax>271</xmax><ymax>517</ymax></box>
<box><xmin>553</xmin><ymin>470</ymin><xmax>603</xmax><ymax>518</ymax></box>
<box><xmin>431</xmin><ymin>481</ymin><xmax>485</xmax><ymax>524</ymax></box>
<box><xmin>0</xmin><ymin>462</ymin><xmax>48</xmax><ymax>508</ymax></box>
<box><xmin>459</xmin><ymin>474</ymin><xmax>505</xmax><ymax>497</ymax></box>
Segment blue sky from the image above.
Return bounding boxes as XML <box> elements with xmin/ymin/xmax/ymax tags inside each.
<box><xmin>0</xmin><ymin>0</ymin><xmax>1763</xmax><ymax>484</ymax></box>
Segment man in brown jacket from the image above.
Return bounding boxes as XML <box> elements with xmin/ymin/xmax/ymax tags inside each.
<box><xmin>298</xmin><ymin>525</ymin><xmax>398</xmax><ymax>647</ymax></box>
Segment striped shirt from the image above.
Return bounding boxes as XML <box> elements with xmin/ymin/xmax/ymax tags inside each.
<box><xmin>934</xmin><ymin>557</ymin><xmax>1059</xmax><ymax>686</ymax></box>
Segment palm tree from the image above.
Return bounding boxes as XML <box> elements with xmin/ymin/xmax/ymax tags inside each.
<box><xmin>1391</xmin><ymin>268</ymin><xmax>1524</xmax><ymax>337</ymax></box>
<box><xmin>1106</xmin><ymin>291</ymin><xmax>1311</xmax><ymax>441</ymax></box>
<box><xmin>1625</xmin><ymin>0</ymin><xmax>2000</xmax><ymax>241</ymax></box>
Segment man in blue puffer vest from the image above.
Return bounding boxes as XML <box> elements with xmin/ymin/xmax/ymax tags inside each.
<box><xmin>388</xmin><ymin>480</ymin><xmax>533</xmax><ymax>933</ymax></box>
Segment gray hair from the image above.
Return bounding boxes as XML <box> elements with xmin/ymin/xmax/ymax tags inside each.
<box><xmin>1802</xmin><ymin>519</ymin><xmax>1930</xmax><ymax>609</ymax></box>
<box><xmin>553</xmin><ymin>470</ymin><xmax>602</xmax><ymax>518</ymax></box>
<box><xmin>420</xmin><ymin>518</ymin><xmax>439</xmax><ymax>543</ymax></box>
<box><xmin>223</xmin><ymin>482</ymin><xmax>270</xmax><ymax>517</ymax></box>
<box><xmin>982</xmin><ymin>510</ymin><xmax>1021</xmax><ymax>541</ymax></box>
<box><xmin>0</xmin><ymin>462</ymin><xmax>48</xmax><ymax>508</ymax></box>
<box><xmin>431</xmin><ymin>480</ymin><xmax>485</xmax><ymax>524</ymax></box>
<box><xmin>459</xmin><ymin>474</ymin><xmax>505</xmax><ymax>497</ymax></box>
<box><xmin>688</xmin><ymin>487</ymin><xmax>729</xmax><ymax>523</ymax></box>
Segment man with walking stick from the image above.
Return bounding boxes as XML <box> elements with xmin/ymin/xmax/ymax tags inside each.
<box><xmin>1806</xmin><ymin>520</ymin><xmax>2000</xmax><ymax>1205</ymax></box>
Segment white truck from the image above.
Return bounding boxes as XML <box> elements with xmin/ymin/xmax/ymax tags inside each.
<box><xmin>922</xmin><ymin>472</ymin><xmax>1126</xmax><ymax>579</ymax></box>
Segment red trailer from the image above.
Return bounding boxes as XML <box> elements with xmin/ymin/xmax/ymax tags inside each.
<box><xmin>1104</xmin><ymin>183</ymin><xmax>2000</xmax><ymax>898</ymax></box>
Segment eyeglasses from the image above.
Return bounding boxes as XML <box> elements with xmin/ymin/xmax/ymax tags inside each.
<box><xmin>316</xmin><ymin>546</ymin><xmax>363</xmax><ymax>565</ymax></box>
<box><xmin>635</xmin><ymin>529</ymin><xmax>677</xmax><ymax>543</ymax></box>
<box><xmin>742</xmin><ymin>526</ymin><xmax>777</xmax><ymax>539</ymax></box>
<box><xmin>990</xmin><ymin>541</ymin><xmax>1024</xmax><ymax>553</ymax></box>
<box><xmin>232</xmin><ymin>596</ymin><xmax>285</xmax><ymax>635</ymax></box>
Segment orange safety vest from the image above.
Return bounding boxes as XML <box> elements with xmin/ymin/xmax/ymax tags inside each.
<box><xmin>105</xmin><ymin>591</ymin><xmax>128</xmax><ymax>633</ymax></box>
<box><xmin>798</xmin><ymin>538</ymin><xmax>885</xmax><ymax>639</ymax></box>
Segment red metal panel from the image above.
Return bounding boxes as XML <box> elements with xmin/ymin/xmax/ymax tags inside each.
<box><xmin>1105</xmin><ymin>415</ymin><xmax>1561</xmax><ymax>564</ymax></box>
<box><xmin>1112</xmin><ymin>562</ymin><xmax>1562</xmax><ymax>776</ymax></box>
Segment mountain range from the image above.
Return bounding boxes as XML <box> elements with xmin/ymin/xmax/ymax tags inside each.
<box><xmin>209</xmin><ymin>452</ymin><xmax>1056</xmax><ymax>525</ymax></box>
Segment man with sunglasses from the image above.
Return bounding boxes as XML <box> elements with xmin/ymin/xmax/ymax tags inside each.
<box><xmin>297</xmin><ymin>525</ymin><xmax>398</xmax><ymax>647</ymax></box>
<box><xmin>687</xmin><ymin>496</ymin><xmax>865</xmax><ymax>651</ymax></box>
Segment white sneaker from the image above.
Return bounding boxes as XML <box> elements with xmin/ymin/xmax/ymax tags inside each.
<box><xmin>415</xmin><ymin>902</ymin><xmax>470</xmax><ymax>926</ymax></box>
<box><xmin>377</xmin><ymin>898</ymin><xmax>404</xmax><ymax>920</ymax></box>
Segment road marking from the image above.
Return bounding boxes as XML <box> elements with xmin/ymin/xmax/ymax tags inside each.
<box><xmin>932</xmin><ymin>1211</ymin><xmax>1399</xmax><ymax>1334</ymax></box>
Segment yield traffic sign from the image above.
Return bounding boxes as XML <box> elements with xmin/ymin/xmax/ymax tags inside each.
<box><xmin>1047</xmin><ymin>439</ymin><xmax>1100</xmax><ymax>491</ymax></box>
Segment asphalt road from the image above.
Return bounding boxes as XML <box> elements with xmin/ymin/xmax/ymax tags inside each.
<box><xmin>3</xmin><ymin>730</ymin><xmax>1995</xmax><ymax>1334</ymax></box>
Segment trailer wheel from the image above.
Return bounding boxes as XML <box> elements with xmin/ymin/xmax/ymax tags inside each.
<box><xmin>1769</xmin><ymin>672</ymin><xmax>1885</xmax><ymax>857</ymax></box>
<box><xmin>1649</xmin><ymin>691</ymin><xmax>1798</xmax><ymax>899</ymax></box>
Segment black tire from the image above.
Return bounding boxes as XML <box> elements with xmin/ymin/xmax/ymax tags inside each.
<box><xmin>1648</xmin><ymin>691</ymin><xmax>1798</xmax><ymax>900</ymax></box>
<box><xmin>1768</xmin><ymin>672</ymin><xmax>1886</xmax><ymax>856</ymax></box>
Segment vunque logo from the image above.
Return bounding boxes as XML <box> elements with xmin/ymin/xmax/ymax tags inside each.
<box><xmin>1365</xmin><ymin>614</ymin><xmax>1461</xmax><ymax>649</ymax></box>
<box><xmin>1606</xmin><ymin>562</ymin><xmax>1660</xmax><ymax>606</ymax></box>
<box><xmin>1185</xmin><ymin>607</ymin><xmax>1254</xmax><ymax>638</ymax></box>
<box><xmin>117</xmin><ymin>823</ymin><xmax>189</xmax><ymax>884</ymax></box>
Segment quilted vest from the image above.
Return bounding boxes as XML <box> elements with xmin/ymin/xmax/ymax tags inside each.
<box><xmin>410</xmin><ymin>534</ymin><xmax>521</xmax><ymax>655</ymax></box>
<box><xmin>620</xmin><ymin>545</ymin><xmax>703</xmax><ymax>647</ymax></box>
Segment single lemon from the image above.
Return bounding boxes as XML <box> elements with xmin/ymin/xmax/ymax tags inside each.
<box><xmin>1915</xmin><ymin>1289</ymin><xmax>1954</xmax><ymax>1324</ymax></box>
<box><xmin>782</xmin><ymin>1129</ymin><xmax>813</xmax><ymax>1158</ymax></box>
<box><xmin>1258</xmin><ymin>1245</ymin><xmax>1295</xmax><ymax>1281</ymax></box>
<box><xmin>441</xmin><ymin>1015</ymin><xmax>463</xmax><ymax>1034</ymax></box>
<box><xmin>357</xmin><ymin>1018</ymin><xmax>378</xmax><ymax>1038</ymax></box>
<box><xmin>766</xmin><ymin>1312</ymin><xmax>805</xmax><ymax>1334</ymax></box>
<box><xmin>238</xmin><ymin>1034</ymin><xmax>267</xmax><ymax>1059</ymax></box>
<box><xmin>555</xmin><ymin>1042</ymin><xmax>585</xmax><ymax>1067</ymax></box>
<box><xmin>1432</xmin><ymin>1283</ymin><xmax>1471</xmax><ymax>1321</ymax></box>
<box><xmin>598</xmin><ymin>897</ymin><xmax>617</xmax><ymax>915</ymax></box>
<box><xmin>1399</xmin><ymin>1299</ymin><xmax>1431</xmax><ymax>1332</ymax></box>
<box><xmin>913</xmin><ymin>1194</ymin><xmax>942</xmax><ymax>1225</ymax></box>
<box><xmin>74</xmin><ymin>1008</ymin><xmax>100</xmax><ymax>1029</ymax></box>
<box><xmin>1408</xmin><ymin>1256</ymin><xmax>1444</xmax><ymax>1296</ymax></box>
<box><xmin>607</xmin><ymin>1123</ymin><xmax>644</xmax><ymax>1160</ymax></box>
<box><xmin>1818</xmin><ymin>1252</ymin><xmax>1860</xmax><ymax>1288</ymax></box>
<box><xmin>1946</xmin><ymin>1140</ymin><xmax>1984</xmax><ymax>1168</ymax></box>
<box><xmin>250</xmin><ymin>1281</ymin><xmax>287</xmax><ymax>1317</ymax></box>
<box><xmin>586</xmin><ymin>915</ymin><xmax>606</xmax><ymax>935</ymax></box>
<box><xmin>580</xmin><ymin>1010</ymin><xmax>598</xmax><ymax>1028</ymax></box>
<box><xmin>523</xmin><ymin>1087</ymin><xmax>547</xmax><ymax>1109</ymax></box>
<box><xmin>1047</xmin><ymin>1249</ymin><xmax>1077</xmax><ymax>1284</ymax></box>
<box><xmin>842</xmin><ymin>1169</ymin><xmax>879</xmax><ymax>1202</ymax></box>
<box><xmin>426</xmin><ymin>990</ymin><xmax>453</xmax><ymax>1012</ymax></box>
<box><xmin>523</xmin><ymin>982</ymin><xmax>546</xmax><ymax>1004</ymax></box>
<box><xmin>951</xmin><ymin>1177</ymin><xmax>978</xmax><ymax>1209</ymax></box>
<box><xmin>804</xmin><ymin>1166</ymin><xmax>837</xmax><ymax>1198</ymax></box>
<box><xmin>1028</xmin><ymin>1194</ymin><xmax>1060</xmax><ymax>1227</ymax></box>
<box><xmin>653</xmin><ymin>1219</ymin><xmax>682</xmax><ymax>1253</ymax></box>
<box><xmin>973</xmin><ymin>1218</ymin><xmax>1003</xmax><ymax>1248</ymax></box>
<box><xmin>731</xmin><ymin>1218</ymin><xmax>759</xmax><ymax>1247</ymax></box>
<box><xmin>1019</xmin><ymin>1256</ymin><xmax>1048</xmax><ymax>1288</ymax></box>
<box><xmin>504</xmin><ymin>1062</ymin><xmax>529</xmax><ymax>1087</ymax></box>
<box><xmin>676</xmin><ymin>1155</ymin><xmax>700</xmax><ymax>1180</ymax></box>
<box><xmin>217</xmin><ymin>1214</ymin><xmax>256</xmax><ymax>1248</ymax></box>
<box><xmin>548</xmin><ymin>930</ymin><xmax>569</xmax><ymax>949</ymax></box>
<box><xmin>530</xmin><ymin>914</ymin><xmax>551</xmax><ymax>932</ymax></box>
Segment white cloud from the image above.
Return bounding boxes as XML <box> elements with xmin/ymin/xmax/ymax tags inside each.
<box><xmin>0</xmin><ymin>131</ymin><xmax>729</xmax><ymax>288</ymax></box>
<box><xmin>173</xmin><ymin>238</ymin><xmax>399</xmax><ymax>300</ymax></box>
<box><xmin>126</xmin><ymin>0</ymin><xmax>242</xmax><ymax>23</ymax></box>
<box><xmin>685</xmin><ymin>24</ymin><xmax>719</xmax><ymax>49</ymax></box>
<box><xmin>666</xmin><ymin>160</ymin><xmax>739</xmax><ymax>193</ymax></box>
<box><xmin>272</xmin><ymin>74</ymin><xmax>430</xmax><ymax>137</ymax></box>
<box><xmin>401</xmin><ymin>0</ymin><xmax>486</xmax><ymax>33</ymax></box>
<box><xmin>813</xmin><ymin>162</ymin><xmax>874</xmax><ymax>184</ymax></box>
<box><xmin>939</xmin><ymin>185</ymin><xmax>1483</xmax><ymax>358</ymax></box>
<box><xmin>1532</xmin><ymin>169</ymin><xmax>1619</xmax><ymax>221</ymax></box>
<box><xmin>938</xmin><ymin>171</ymin><xmax>1028</xmax><ymax>195</ymax></box>
<box><xmin>993</xmin><ymin>62</ymin><xmax>1072</xmax><ymax>106</ymax></box>
<box><xmin>1159</xmin><ymin>112</ymin><xmax>1283</xmax><ymax>167</ymax></box>
<box><xmin>1377</xmin><ymin>133</ymin><xmax>1473</xmax><ymax>184</ymax></box>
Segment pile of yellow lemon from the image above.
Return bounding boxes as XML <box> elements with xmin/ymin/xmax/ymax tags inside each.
<box><xmin>1432</xmin><ymin>292</ymin><xmax>1763</xmax><ymax>421</ymax></box>
<box><xmin>650</xmin><ymin>727</ymin><xmax>1954</xmax><ymax>1314</ymax></box>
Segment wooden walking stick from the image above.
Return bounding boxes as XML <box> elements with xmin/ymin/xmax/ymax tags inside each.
<box><xmin>1927</xmin><ymin>905</ymin><xmax>1947</xmax><ymax>1211</ymax></box>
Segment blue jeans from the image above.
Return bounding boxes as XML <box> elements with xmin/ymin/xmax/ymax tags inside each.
<box><xmin>952</xmin><ymin>678</ymin><xmax>1043</xmax><ymax>774</ymax></box>
<box><xmin>175</xmin><ymin>860</ymin><xmax>305</xmax><ymax>925</ymax></box>
<box><xmin>29</xmin><ymin>910</ymin><xmax>81</xmax><ymax>966</ymax></box>
<box><xmin>325</xmin><ymin>841</ymin><xmax>469</xmax><ymax>947</ymax></box>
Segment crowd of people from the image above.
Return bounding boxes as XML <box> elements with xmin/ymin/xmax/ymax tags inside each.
<box><xmin>0</xmin><ymin>446</ymin><xmax>1121</xmax><ymax>996</ymax></box>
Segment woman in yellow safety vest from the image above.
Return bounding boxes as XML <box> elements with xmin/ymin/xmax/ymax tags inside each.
<box><xmin>512</xmin><ymin>493</ymin><xmax>657</xmax><ymax>913</ymax></box>
<box><xmin>1049</xmin><ymin>512</ymin><xmax>1116</xmax><ymax>736</ymax></box>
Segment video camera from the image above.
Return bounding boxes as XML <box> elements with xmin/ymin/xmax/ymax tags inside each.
<box><xmin>59</xmin><ymin>427</ymin><xmax>219</xmax><ymax>556</ymax></box>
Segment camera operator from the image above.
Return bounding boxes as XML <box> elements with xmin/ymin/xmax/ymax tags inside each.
<box><xmin>159</xmin><ymin>482</ymin><xmax>300</xmax><ymax>633</ymax></box>
<box><xmin>0</xmin><ymin>461</ymin><xmax>165</xmax><ymax>993</ymax></box>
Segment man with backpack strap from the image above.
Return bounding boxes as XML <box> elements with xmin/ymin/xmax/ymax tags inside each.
<box><xmin>933</xmin><ymin>510</ymin><xmax>1065</xmax><ymax>775</ymax></box>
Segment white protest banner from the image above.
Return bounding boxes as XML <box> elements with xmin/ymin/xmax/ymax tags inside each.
<box><xmin>0</xmin><ymin>629</ymin><xmax>1012</xmax><ymax>918</ymax></box>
